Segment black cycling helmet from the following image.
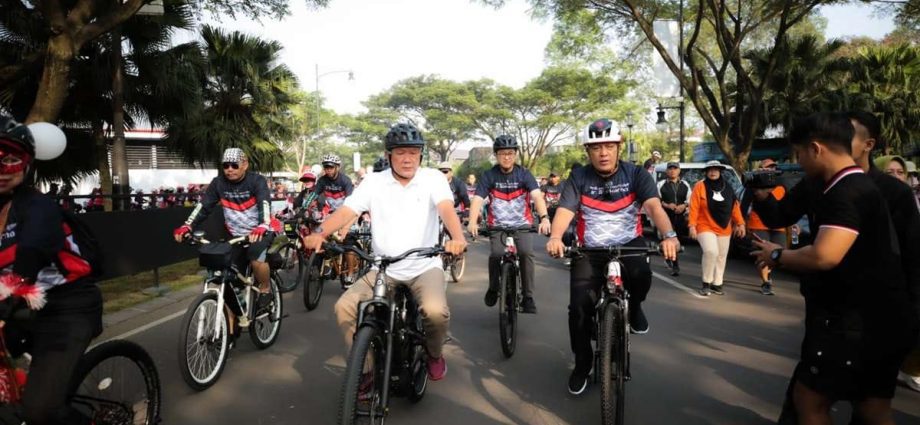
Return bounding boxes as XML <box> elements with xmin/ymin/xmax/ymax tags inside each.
<box><xmin>384</xmin><ymin>123</ymin><xmax>425</xmax><ymax>151</ymax></box>
<box><xmin>493</xmin><ymin>134</ymin><xmax>518</xmax><ymax>152</ymax></box>
<box><xmin>372</xmin><ymin>156</ymin><xmax>389</xmax><ymax>172</ymax></box>
<box><xmin>0</xmin><ymin>115</ymin><xmax>35</xmax><ymax>158</ymax></box>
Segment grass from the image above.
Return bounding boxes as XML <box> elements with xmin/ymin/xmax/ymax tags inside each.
<box><xmin>99</xmin><ymin>259</ymin><xmax>204</xmax><ymax>313</ymax></box>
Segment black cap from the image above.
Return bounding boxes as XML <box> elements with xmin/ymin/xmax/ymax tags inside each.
<box><xmin>667</xmin><ymin>162</ymin><xmax>680</xmax><ymax>169</ymax></box>
<box><xmin>549</xmin><ymin>172</ymin><xmax>557</xmax><ymax>177</ymax></box>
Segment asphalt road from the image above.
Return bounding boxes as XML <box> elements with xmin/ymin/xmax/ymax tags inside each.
<box><xmin>100</xmin><ymin>237</ymin><xmax>920</xmax><ymax>425</ymax></box>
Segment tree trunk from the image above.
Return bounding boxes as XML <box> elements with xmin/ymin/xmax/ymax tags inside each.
<box><xmin>93</xmin><ymin>123</ymin><xmax>114</xmax><ymax>212</ymax></box>
<box><xmin>26</xmin><ymin>34</ymin><xmax>75</xmax><ymax>123</ymax></box>
<box><xmin>111</xmin><ymin>27</ymin><xmax>130</xmax><ymax>211</ymax></box>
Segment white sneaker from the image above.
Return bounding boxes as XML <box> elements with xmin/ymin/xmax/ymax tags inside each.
<box><xmin>898</xmin><ymin>371</ymin><xmax>920</xmax><ymax>392</ymax></box>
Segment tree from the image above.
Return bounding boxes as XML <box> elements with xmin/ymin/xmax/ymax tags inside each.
<box><xmin>165</xmin><ymin>25</ymin><xmax>299</xmax><ymax>171</ymax></box>
<box><xmin>482</xmin><ymin>0</ymin><xmax>840</xmax><ymax>171</ymax></box>
<box><xmin>0</xmin><ymin>0</ymin><xmax>328</xmax><ymax>124</ymax></box>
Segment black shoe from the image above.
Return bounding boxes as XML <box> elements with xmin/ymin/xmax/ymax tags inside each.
<box><xmin>568</xmin><ymin>367</ymin><xmax>590</xmax><ymax>395</ymax></box>
<box><xmin>699</xmin><ymin>282</ymin><xmax>711</xmax><ymax>296</ymax></box>
<box><xmin>670</xmin><ymin>265</ymin><xmax>680</xmax><ymax>277</ymax></box>
<box><xmin>629</xmin><ymin>303</ymin><xmax>649</xmax><ymax>334</ymax></box>
<box><xmin>761</xmin><ymin>282</ymin><xmax>775</xmax><ymax>296</ymax></box>
<box><xmin>521</xmin><ymin>297</ymin><xmax>537</xmax><ymax>314</ymax></box>
<box><xmin>711</xmin><ymin>285</ymin><xmax>725</xmax><ymax>296</ymax></box>
<box><xmin>484</xmin><ymin>290</ymin><xmax>498</xmax><ymax>307</ymax></box>
<box><xmin>256</xmin><ymin>292</ymin><xmax>274</xmax><ymax>313</ymax></box>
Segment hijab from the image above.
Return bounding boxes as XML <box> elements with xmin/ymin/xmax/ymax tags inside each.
<box><xmin>703</xmin><ymin>169</ymin><xmax>734</xmax><ymax>228</ymax></box>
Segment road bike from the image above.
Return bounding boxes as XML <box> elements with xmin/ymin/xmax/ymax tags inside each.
<box><xmin>0</xmin><ymin>304</ymin><xmax>161</xmax><ymax>424</ymax></box>
<box><xmin>177</xmin><ymin>231</ymin><xmax>284</xmax><ymax>391</ymax></box>
<box><xmin>482</xmin><ymin>225</ymin><xmax>536</xmax><ymax>358</ymax></box>
<box><xmin>333</xmin><ymin>243</ymin><xmax>444</xmax><ymax>425</ymax></box>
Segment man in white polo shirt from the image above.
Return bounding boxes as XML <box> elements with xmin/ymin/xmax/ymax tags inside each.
<box><xmin>302</xmin><ymin>123</ymin><xmax>467</xmax><ymax>381</ymax></box>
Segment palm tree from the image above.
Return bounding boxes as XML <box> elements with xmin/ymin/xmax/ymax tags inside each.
<box><xmin>165</xmin><ymin>25</ymin><xmax>299</xmax><ymax>171</ymax></box>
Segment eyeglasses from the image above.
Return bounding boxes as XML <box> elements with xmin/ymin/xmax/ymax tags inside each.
<box><xmin>496</xmin><ymin>151</ymin><xmax>516</xmax><ymax>157</ymax></box>
<box><xmin>222</xmin><ymin>162</ymin><xmax>240</xmax><ymax>170</ymax></box>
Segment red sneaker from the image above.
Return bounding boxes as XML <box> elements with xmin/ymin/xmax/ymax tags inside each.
<box><xmin>427</xmin><ymin>356</ymin><xmax>447</xmax><ymax>381</ymax></box>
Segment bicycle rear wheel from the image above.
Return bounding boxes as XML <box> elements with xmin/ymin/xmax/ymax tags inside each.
<box><xmin>338</xmin><ymin>326</ymin><xmax>386</xmax><ymax>425</ymax></box>
<box><xmin>250</xmin><ymin>273</ymin><xmax>283</xmax><ymax>349</ymax></box>
<box><xmin>177</xmin><ymin>292</ymin><xmax>230</xmax><ymax>391</ymax></box>
<box><xmin>276</xmin><ymin>243</ymin><xmax>302</xmax><ymax>293</ymax></box>
<box><xmin>70</xmin><ymin>340</ymin><xmax>161</xmax><ymax>425</ymax></box>
<box><xmin>499</xmin><ymin>262</ymin><xmax>517</xmax><ymax>358</ymax></box>
<box><xmin>599</xmin><ymin>302</ymin><xmax>626</xmax><ymax>425</ymax></box>
<box><xmin>303</xmin><ymin>252</ymin><xmax>325</xmax><ymax>311</ymax></box>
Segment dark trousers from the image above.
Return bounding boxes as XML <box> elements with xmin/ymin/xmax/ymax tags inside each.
<box><xmin>489</xmin><ymin>232</ymin><xmax>535</xmax><ymax>298</ymax></box>
<box><xmin>568</xmin><ymin>237</ymin><xmax>652</xmax><ymax>373</ymax></box>
<box><xmin>19</xmin><ymin>284</ymin><xmax>103</xmax><ymax>425</ymax></box>
<box><xmin>664</xmin><ymin>211</ymin><xmax>687</xmax><ymax>269</ymax></box>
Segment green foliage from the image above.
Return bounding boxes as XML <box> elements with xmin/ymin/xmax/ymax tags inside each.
<box><xmin>456</xmin><ymin>159</ymin><xmax>495</xmax><ymax>183</ymax></box>
<box><xmin>530</xmin><ymin>145</ymin><xmax>587</xmax><ymax>178</ymax></box>
<box><xmin>202</xmin><ymin>0</ymin><xmax>331</xmax><ymax>21</ymax></box>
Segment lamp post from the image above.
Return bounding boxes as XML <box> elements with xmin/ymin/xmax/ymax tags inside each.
<box><xmin>625</xmin><ymin>112</ymin><xmax>636</xmax><ymax>163</ymax></box>
<box><xmin>652</xmin><ymin>0</ymin><xmax>687</xmax><ymax>163</ymax></box>
<box><xmin>314</xmin><ymin>64</ymin><xmax>354</xmax><ymax>133</ymax></box>
<box><xmin>656</xmin><ymin>102</ymin><xmax>686</xmax><ymax>162</ymax></box>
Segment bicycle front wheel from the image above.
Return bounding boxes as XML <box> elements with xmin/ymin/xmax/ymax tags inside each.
<box><xmin>303</xmin><ymin>252</ymin><xmax>325</xmax><ymax>311</ymax></box>
<box><xmin>499</xmin><ymin>262</ymin><xmax>517</xmax><ymax>358</ymax></box>
<box><xmin>250</xmin><ymin>272</ymin><xmax>283</xmax><ymax>349</ymax></box>
<box><xmin>276</xmin><ymin>243</ymin><xmax>302</xmax><ymax>293</ymax></box>
<box><xmin>450</xmin><ymin>254</ymin><xmax>466</xmax><ymax>283</ymax></box>
<box><xmin>599</xmin><ymin>302</ymin><xmax>626</xmax><ymax>425</ymax></box>
<box><xmin>177</xmin><ymin>292</ymin><xmax>230</xmax><ymax>391</ymax></box>
<box><xmin>338</xmin><ymin>326</ymin><xmax>386</xmax><ymax>425</ymax></box>
<box><xmin>71</xmin><ymin>340</ymin><xmax>161</xmax><ymax>425</ymax></box>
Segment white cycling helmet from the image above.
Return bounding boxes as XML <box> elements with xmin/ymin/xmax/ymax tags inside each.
<box><xmin>583</xmin><ymin>118</ymin><xmax>623</xmax><ymax>145</ymax></box>
<box><xmin>321</xmin><ymin>154</ymin><xmax>341</xmax><ymax>166</ymax></box>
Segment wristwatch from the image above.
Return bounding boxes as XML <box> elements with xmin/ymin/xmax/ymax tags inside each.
<box><xmin>663</xmin><ymin>230</ymin><xmax>678</xmax><ymax>239</ymax></box>
<box><xmin>770</xmin><ymin>248</ymin><xmax>784</xmax><ymax>265</ymax></box>
<box><xmin>539</xmin><ymin>214</ymin><xmax>549</xmax><ymax>221</ymax></box>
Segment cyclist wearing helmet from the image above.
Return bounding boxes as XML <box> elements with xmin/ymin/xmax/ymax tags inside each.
<box><xmin>468</xmin><ymin>135</ymin><xmax>552</xmax><ymax>314</ymax></box>
<box><xmin>315</xmin><ymin>153</ymin><xmax>353</xmax><ymax>215</ymax></box>
<box><xmin>303</xmin><ymin>123</ymin><xmax>467</xmax><ymax>383</ymax></box>
<box><xmin>437</xmin><ymin>161</ymin><xmax>470</xmax><ymax>212</ymax></box>
<box><xmin>372</xmin><ymin>156</ymin><xmax>389</xmax><ymax>173</ymax></box>
<box><xmin>0</xmin><ymin>115</ymin><xmax>103</xmax><ymax>424</ymax></box>
<box><xmin>174</xmin><ymin>148</ymin><xmax>276</xmax><ymax>313</ymax></box>
<box><xmin>546</xmin><ymin>118</ymin><xmax>679</xmax><ymax>395</ymax></box>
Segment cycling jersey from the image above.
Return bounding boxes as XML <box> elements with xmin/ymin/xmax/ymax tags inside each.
<box><xmin>0</xmin><ymin>191</ymin><xmax>94</xmax><ymax>296</ymax></box>
<box><xmin>542</xmin><ymin>183</ymin><xmax>562</xmax><ymax>207</ymax></box>
<box><xmin>315</xmin><ymin>172</ymin><xmax>354</xmax><ymax>213</ymax></box>
<box><xmin>558</xmin><ymin>161</ymin><xmax>659</xmax><ymax>247</ymax></box>
<box><xmin>476</xmin><ymin>165</ymin><xmax>539</xmax><ymax>227</ymax></box>
<box><xmin>186</xmin><ymin>172</ymin><xmax>272</xmax><ymax>237</ymax></box>
<box><xmin>448</xmin><ymin>178</ymin><xmax>470</xmax><ymax>210</ymax></box>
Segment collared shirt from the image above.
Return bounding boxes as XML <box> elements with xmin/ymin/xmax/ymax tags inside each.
<box><xmin>344</xmin><ymin>168</ymin><xmax>453</xmax><ymax>280</ymax></box>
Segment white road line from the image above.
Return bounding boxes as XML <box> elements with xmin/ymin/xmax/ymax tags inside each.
<box><xmin>652</xmin><ymin>271</ymin><xmax>707</xmax><ymax>299</ymax></box>
<box><xmin>96</xmin><ymin>309</ymin><xmax>188</xmax><ymax>347</ymax></box>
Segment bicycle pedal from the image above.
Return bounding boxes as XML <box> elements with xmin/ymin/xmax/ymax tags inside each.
<box><xmin>239</xmin><ymin>317</ymin><xmax>251</xmax><ymax>328</ymax></box>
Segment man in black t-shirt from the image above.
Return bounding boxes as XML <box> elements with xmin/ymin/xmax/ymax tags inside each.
<box><xmin>752</xmin><ymin>112</ymin><xmax>917</xmax><ymax>422</ymax></box>
<box><xmin>657</xmin><ymin>161</ymin><xmax>691</xmax><ymax>276</ymax></box>
<box><xmin>541</xmin><ymin>172</ymin><xmax>562</xmax><ymax>221</ymax></box>
<box><xmin>546</xmin><ymin>119</ymin><xmax>679</xmax><ymax>395</ymax></box>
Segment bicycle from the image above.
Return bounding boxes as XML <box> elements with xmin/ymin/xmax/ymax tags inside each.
<box><xmin>177</xmin><ymin>231</ymin><xmax>284</xmax><ymax>391</ymax></box>
<box><xmin>332</xmin><ymin>243</ymin><xmax>444</xmax><ymax>425</ymax></box>
<box><xmin>564</xmin><ymin>244</ymin><xmax>660</xmax><ymax>425</ymax></box>
<box><xmin>439</xmin><ymin>220</ymin><xmax>466</xmax><ymax>283</ymax></box>
<box><xmin>481</xmin><ymin>225</ymin><xmax>536</xmax><ymax>358</ymax></box>
<box><xmin>0</xmin><ymin>305</ymin><xmax>161</xmax><ymax>424</ymax></box>
<box><xmin>300</xmin><ymin>216</ymin><xmax>348</xmax><ymax>311</ymax></box>
<box><xmin>271</xmin><ymin>218</ymin><xmax>303</xmax><ymax>293</ymax></box>
<box><xmin>337</xmin><ymin>223</ymin><xmax>374</xmax><ymax>289</ymax></box>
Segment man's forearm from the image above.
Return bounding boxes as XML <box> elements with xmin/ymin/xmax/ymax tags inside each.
<box><xmin>645</xmin><ymin>200</ymin><xmax>675</xmax><ymax>235</ymax></box>
<box><xmin>549</xmin><ymin>208</ymin><xmax>575</xmax><ymax>239</ymax></box>
<box><xmin>532</xmin><ymin>191</ymin><xmax>549</xmax><ymax>217</ymax></box>
<box><xmin>469</xmin><ymin>196</ymin><xmax>484</xmax><ymax>223</ymax></box>
<box><xmin>317</xmin><ymin>207</ymin><xmax>358</xmax><ymax>238</ymax></box>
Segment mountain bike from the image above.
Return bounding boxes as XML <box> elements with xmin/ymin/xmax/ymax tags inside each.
<box><xmin>338</xmin><ymin>223</ymin><xmax>374</xmax><ymax>289</ymax></box>
<box><xmin>564</xmin><ymin>244</ymin><xmax>659</xmax><ymax>425</ymax></box>
<box><xmin>178</xmin><ymin>231</ymin><xmax>284</xmax><ymax>391</ymax></box>
<box><xmin>482</xmin><ymin>225</ymin><xmax>536</xmax><ymax>358</ymax></box>
<box><xmin>0</xmin><ymin>304</ymin><xmax>161</xmax><ymax>424</ymax></box>
<box><xmin>439</xmin><ymin>220</ymin><xmax>466</xmax><ymax>283</ymax></box>
<box><xmin>333</xmin><ymin>243</ymin><xmax>444</xmax><ymax>425</ymax></box>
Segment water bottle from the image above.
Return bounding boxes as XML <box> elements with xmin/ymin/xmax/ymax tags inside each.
<box><xmin>791</xmin><ymin>229</ymin><xmax>799</xmax><ymax>246</ymax></box>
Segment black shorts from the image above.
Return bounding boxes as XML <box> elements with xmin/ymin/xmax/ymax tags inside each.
<box><xmin>794</xmin><ymin>315</ymin><xmax>917</xmax><ymax>400</ymax></box>
<box><xmin>232</xmin><ymin>233</ymin><xmax>275</xmax><ymax>269</ymax></box>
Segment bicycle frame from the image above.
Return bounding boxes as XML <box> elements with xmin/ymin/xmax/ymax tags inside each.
<box><xmin>190</xmin><ymin>235</ymin><xmax>258</xmax><ymax>341</ymax></box>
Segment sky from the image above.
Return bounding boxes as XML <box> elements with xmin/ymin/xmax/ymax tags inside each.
<box><xmin>206</xmin><ymin>0</ymin><xmax>896</xmax><ymax>116</ymax></box>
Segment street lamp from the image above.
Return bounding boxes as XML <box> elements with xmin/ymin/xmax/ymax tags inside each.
<box><xmin>656</xmin><ymin>102</ymin><xmax>686</xmax><ymax>162</ymax></box>
<box><xmin>313</xmin><ymin>64</ymin><xmax>354</xmax><ymax>157</ymax></box>
<box><xmin>625</xmin><ymin>112</ymin><xmax>636</xmax><ymax>163</ymax></box>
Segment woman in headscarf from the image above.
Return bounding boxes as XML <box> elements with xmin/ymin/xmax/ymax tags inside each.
<box><xmin>689</xmin><ymin>161</ymin><xmax>745</xmax><ymax>296</ymax></box>
<box><xmin>875</xmin><ymin>155</ymin><xmax>909</xmax><ymax>184</ymax></box>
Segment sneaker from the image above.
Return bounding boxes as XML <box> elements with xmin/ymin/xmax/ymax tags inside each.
<box><xmin>670</xmin><ymin>265</ymin><xmax>680</xmax><ymax>277</ymax></box>
<box><xmin>358</xmin><ymin>372</ymin><xmax>375</xmax><ymax>401</ymax></box>
<box><xmin>711</xmin><ymin>285</ymin><xmax>725</xmax><ymax>296</ymax></box>
<box><xmin>562</xmin><ymin>258</ymin><xmax>571</xmax><ymax>267</ymax></box>
<box><xmin>521</xmin><ymin>297</ymin><xmax>537</xmax><ymax>314</ymax></box>
<box><xmin>629</xmin><ymin>303</ymin><xmax>649</xmax><ymax>334</ymax></box>
<box><xmin>699</xmin><ymin>282</ymin><xmax>711</xmax><ymax>296</ymax></box>
<box><xmin>256</xmin><ymin>292</ymin><xmax>274</xmax><ymax>313</ymax></box>
<box><xmin>760</xmin><ymin>282</ymin><xmax>775</xmax><ymax>296</ymax></box>
<box><xmin>567</xmin><ymin>367</ymin><xmax>590</xmax><ymax>395</ymax></box>
<box><xmin>428</xmin><ymin>356</ymin><xmax>447</xmax><ymax>381</ymax></box>
<box><xmin>484</xmin><ymin>290</ymin><xmax>498</xmax><ymax>307</ymax></box>
<box><xmin>899</xmin><ymin>371</ymin><xmax>920</xmax><ymax>392</ymax></box>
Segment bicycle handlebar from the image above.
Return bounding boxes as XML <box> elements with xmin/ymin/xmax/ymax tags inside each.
<box><xmin>323</xmin><ymin>243</ymin><xmax>444</xmax><ymax>266</ymax></box>
<box><xmin>564</xmin><ymin>243</ymin><xmax>683</xmax><ymax>258</ymax></box>
<box><xmin>482</xmin><ymin>225</ymin><xmax>537</xmax><ymax>237</ymax></box>
<box><xmin>185</xmin><ymin>232</ymin><xmax>249</xmax><ymax>246</ymax></box>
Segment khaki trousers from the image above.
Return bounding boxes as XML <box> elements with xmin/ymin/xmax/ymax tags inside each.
<box><xmin>698</xmin><ymin>232</ymin><xmax>731</xmax><ymax>286</ymax></box>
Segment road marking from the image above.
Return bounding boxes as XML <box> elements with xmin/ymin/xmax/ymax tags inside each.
<box><xmin>652</xmin><ymin>271</ymin><xmax>707</xmax><ymax>299</ymax></box>
<box><xmin>95</xmin><ymin>308</ymin><xmax>188</xmax><ymax>347</ymax></box>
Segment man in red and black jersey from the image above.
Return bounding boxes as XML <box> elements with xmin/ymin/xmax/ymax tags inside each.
<box><xmin>174</xmin><ymin>148</ymin><xmax>276</xmax><ymax>312</ymax></box>
<box><xmin>315</xmin><ymin>153</ymin><xmax>354</xmax><ymax>215</ymax></box>
<box><xmin>0</xmin><ymin>116</ymin><xmax>103</xmax><ymax>424</ymax></box>
<box><xmin>541</xmin><ymin>172</ymin><xmax>562</xmax><ymax>221</ymax></box>
<box><xmin>468</xmin><ymin>135</ymin><xmax>551</xmax><ymax>314</ymax></box>
<box><xmin>752</xmin><ymin>112</ymin><xmax>918</xmax><ymax>423</ymax></box>
<box><xmin>546</xmin><ymin>118</ymin><xmax>679</xmax><ymax>395</ymax></box>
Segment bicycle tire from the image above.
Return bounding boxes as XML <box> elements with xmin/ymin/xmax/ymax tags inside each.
<box><xmin>407</xmin><ymin>305</ymin><xmax>429</xmax><ymax>403</ymax></box>
<box><xmin>177</xmin><ymin>292</ymin><xmax>230</xmax><ymax>391</ymax></box>
<box><xmin>249</xmin><ymin>272</ymin><xmax>283</xmax><ymax>349</ymax></box>
<box><xmin>276</xmin><ymin>243</ymin><xmax>302</xmax><ymax>293</ymax></box>
<box><xmin>303</xmin><ymin>252</ymin><xmax>325</xmax><ymax>311</ymax></box>
<box><xmin>599</xmin><ymin>302</ymin><xmax>626</xmax><ymax>425</ymax></box>
<box><xmin>338</xmin><ymin>326</ymin><xmax>386</xmax><ymax>425</ymax></box>
<box><xmin>70</xmin><ymin>339</ymin><xmax>162</xmax><ymax>425</ymax></box>
<box><xmin>499</xmin><ymin>262</ymin><xmax>517</xmax><ymax>358</ymax></box>
<box><xmin>450</xmin><ymin>254</ymin><xmax>465</xmax><ymax>283</ymax></box>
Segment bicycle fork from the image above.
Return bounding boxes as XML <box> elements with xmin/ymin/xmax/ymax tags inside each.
<box><xmin>504</xmin><ymin>237</ymin><xmax>523</xmax><ymax>311</ymax></box>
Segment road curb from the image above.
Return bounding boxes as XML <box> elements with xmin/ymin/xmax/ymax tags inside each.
<box><xmin>102</xmin><ymin>285</ymin><xmax>200</xmax><ymax>329</ymax></box>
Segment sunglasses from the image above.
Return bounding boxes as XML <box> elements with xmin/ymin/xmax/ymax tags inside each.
<box><xmin>222</xmin><ymin>162</ymin><xmax>240</xmax><ymax>170</ymax></box>
<box><xmin>440</xmin><ymin>169</ymin><xmax>450</xmax><ymax>174</ymax></box>
<box><xmin>323</xmin><ymin>165</ymin><xmax>336</xmax><ymax>169</ymax></box>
